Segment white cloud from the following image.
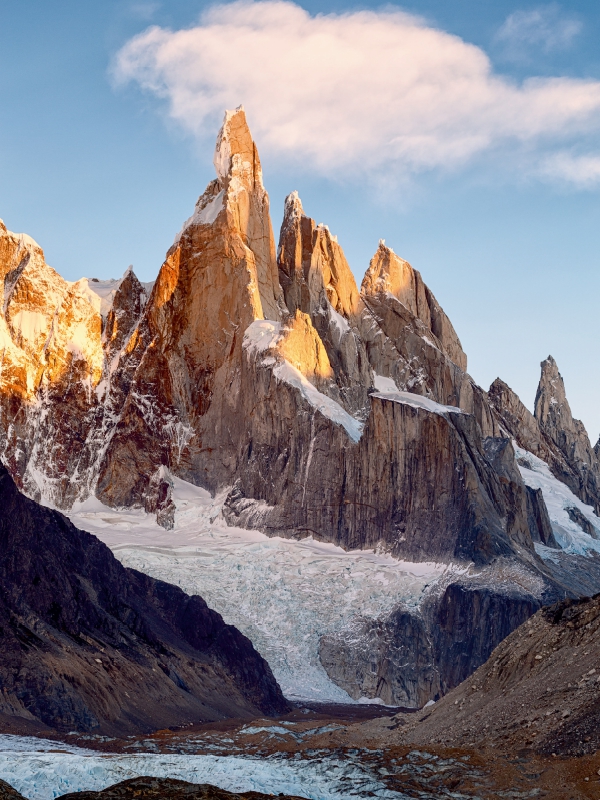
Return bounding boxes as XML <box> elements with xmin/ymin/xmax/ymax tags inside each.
<box><xmin>540</xmin><ymin>152</ymin><xmax>600</xmax><ymax>186</ymax></box>
<box><xmin>496</xmin><ymin>4</ymin><xmax>582</xmax><ymax>54</ymax></box>
<box><xmin>113</xmin><ymin>0</ymin><xmax>600</xmax><ymax>181</ymax></box>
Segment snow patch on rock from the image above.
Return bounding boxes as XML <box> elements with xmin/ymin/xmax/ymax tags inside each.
<box><xmin>371</xmin><ymin>385</ymin><xmax>463</xmax><ymax>417</ymax></box>
<box><xmin>243</xmin><ymin>319</ymin><xmax>282</xmax><ymax>354</ymax></box>
<box><xmin>274</xmin><ymin>360</ymin><xmax>363</xmax><ymax>443</ymax></box>
<box><xmin>515</xmin><ymin>443</ymin><xmax>600</xmax><ymax>556</ymax></box>
<box><xmin>76</xmin><ymin>277</ymin><xmax>123</xmax><ymax>318</ymax></box>
<box><xmin>173</xmin><ymin>190</ymin><xmax>225</xmax><ymax>245</ymax></box>
<box><xmin>244</xmin><ymin>320</ymin><xmax>363</xmax><ymax>442</ymax></box>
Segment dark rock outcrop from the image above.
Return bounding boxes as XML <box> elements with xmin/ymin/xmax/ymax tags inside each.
<box><xmin>526</xmin><ymin>486</ymin><xmax>558</xmax><ymax>547</ymax></box>
<box><xmin>565</xmin><ymin>505</ymin><xmax>597</xmax><ymax>538</ymax></box>
<box><xmin>58</xmin><ymin>778</ymin><xmax>306</xmax><ymax>800</ymax></box>
<box><xmin>0</xmin><ymin>780</ymin><xmax>23</xmax><ymax>800</ymax></box>
<box><xmin>319</xmin><ymin>579</ymin><xmax>542</xmax><ymax>707</ymax></box>
<box><xmin>0</xmin><ymin>464</ymin><xmax>288</xmax><ymax>735</ymax></box>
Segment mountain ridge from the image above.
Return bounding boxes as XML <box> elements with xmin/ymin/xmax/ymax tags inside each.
<box><xmin>2</xmin><ymin>107</ymin><xmax>600</xmax><ymax>708</ymax></box>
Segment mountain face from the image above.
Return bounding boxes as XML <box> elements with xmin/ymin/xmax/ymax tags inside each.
<box><xmin>0</xmin><ymin>108</ymin><xmax>536</xmax><ymax>565</ymax></box>
<box><xmin>0</xmin><ymin>464</ymin><xmax>288</xmax><ymax>735</ymax></box>
<box><xmin>1</xmin><ymin>106</ymin><xmax>600</xmax><ymax>709</ymax></box>
<box><xmin>489</xmin><ymin>357</ymin><xmax>600</xmax><ymax>515</ymax></box>
<box><xmin>0</xmin><ymin>222</ymin><xmax>151</xmax><ymax>510</ymax></box>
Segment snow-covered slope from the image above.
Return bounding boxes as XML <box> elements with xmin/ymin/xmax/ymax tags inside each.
<box><xmin>69</xmin><ymin>476</ymin><xmax>452</xmax><ymax>703</ymax></box>
<box><xmin>515</xmin><ymin>443</ymin><xmax>600</xmax><ymax>557</ymax></box>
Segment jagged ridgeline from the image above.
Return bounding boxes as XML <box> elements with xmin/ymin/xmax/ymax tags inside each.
<box><xmin>0</xmin><ymin>111</ymin><xmax>594</xmax><ymax>545</ymax></box>
<box><xmin>1</xmin><ymin>107</ymin><xmax>598</xmax><ymax>559</ymax></box>
<box><xmin>2</xmin><ymin>106</ymin><xmax>600</xmax><ymax>706</ymax></box>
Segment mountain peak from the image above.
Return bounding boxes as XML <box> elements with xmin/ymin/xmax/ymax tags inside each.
<box><xmin>283</xmin><ymin>190</ymin><xmax>304</xmax><ymax>219</ymax></box>
<box><xmin>535</xmin><ymin>355</ymin><xmax>570</xmax><ymax>423</ymax></box>
<box><xmin>213</xmin><ymin>105</ymin><xmax>263</xmax><ymax>191</ymax></box>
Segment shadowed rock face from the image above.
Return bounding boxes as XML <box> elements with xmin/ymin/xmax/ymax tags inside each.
<box><xmin>489</xmin><ymin>359</ymin><xmax>600</xmax><ymax>515</ymax></box>
<box><xmin>526</xmin><ymin>486</ymin><xmax>558</xmax><ymax>548</ymax></box>
<box><xmin>222</xmin><ymin>371</ymin><xmax>531</xmax><ymax>564</ymax></box>
<box><xmin>319</xmin><ymin>581</ymin><xmax>543</xmax><ymax>707</ymax></box>
<box><xmin>0</xmin><ymin>464</ymin><xmax>288</xmax><ymax>735</ymax></box>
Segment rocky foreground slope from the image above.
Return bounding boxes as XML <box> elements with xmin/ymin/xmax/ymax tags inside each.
<box><xmin>2</xmin><ymin>107</ymin><xmax>600</xmax><ymax>706</ymax></box>
<box><xmin>0</xmin><ymin>464</ymin><xmax>288</xmax><ymax>735</ymax></box>
<box><xmin>405</xmin><ymin>591</ymin><xmax>600</xmax><ymax>757</ymax></box>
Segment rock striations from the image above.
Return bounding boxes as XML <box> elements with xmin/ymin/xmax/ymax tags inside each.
<box><xmin>0</xmin><ymin>463</ymin><xmax>287</xmax><ymax>735</ymax></box>
<box><xmin>1</xmin><ymin>107</ymin><xmax>600</xmax><ymax>707</ymax></box>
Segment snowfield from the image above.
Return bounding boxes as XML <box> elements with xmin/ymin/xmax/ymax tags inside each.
<box><xmin>0</xmin><ymin>735</ymin><xmax>406</xmax><ymax>800</ymax></box>
<box><xmin>514</xmin><ymin>443</ymin><xmax>600</xmax><ymax>557</ymax></box>
<box><xmin>69</xmin><ymin>476</ymin><xmax>453</xmax><ymax>703</ymax></box>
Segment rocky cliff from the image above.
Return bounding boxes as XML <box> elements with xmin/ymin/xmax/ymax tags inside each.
<box><xmin>489</xmin><ymin>357</ymin><xmax>600</xmax><ymax>515</ymax></box>
<box><xmin>0</xmin><ymin>464</ymin><xmax>288</xmax><ymax>735</ymax></box>
<box><xmin>0</xmin><ymin>107</ymin><xmax>535</xmax><ymax>567</ymax></box>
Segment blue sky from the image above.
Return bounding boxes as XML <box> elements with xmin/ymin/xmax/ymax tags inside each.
<box><xmin>1</xmin><ymin>0</ymin><xmax>599</xmax><ymax>440</ymax></box>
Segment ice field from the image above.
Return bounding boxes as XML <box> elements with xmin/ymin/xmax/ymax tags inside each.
<box><xmin>0</xmin><ymin>735</ymin><xmax>406</xmax><ymax>800</ymax></box>
<box><xmin>70</xmin><ymin>477</ymin><xmax>452</xmax><ymax>703</ymax></box>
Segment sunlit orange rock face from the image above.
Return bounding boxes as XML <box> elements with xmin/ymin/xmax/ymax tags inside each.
<box><xmin>2</xmin><ymin>105</ymin><xmax>589</xmax><ymax>566</ymax></box>
<box><xmin>0</xmin><ymin>221</ymin><xmax>111</xmax><ymax>505</ymax></box>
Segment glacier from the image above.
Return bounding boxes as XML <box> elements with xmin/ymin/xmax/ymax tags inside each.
<box><xmin>69</xmin><ymin>476</ymin><xmax>454</xmax><ymax>704</ymax></box>
<box><xmin>0</xmin><ymin>735</ymin><xmax>407</xmax><ymax>800</ymax></box>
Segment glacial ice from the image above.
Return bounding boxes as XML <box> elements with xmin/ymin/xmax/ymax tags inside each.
<box><xmin>69</xmin><ymin>476</ymin><xmax>450</xmax><ymax>704</ymax></box>
<box><xmin>514</xmin><ymin>443</ymin><xmax>600</xmax><ymax>557</ymax></box>
<box><xmin>0</xmin><ymin>735</ymin><xmax>407</xmax><ymax>800</ymax></box>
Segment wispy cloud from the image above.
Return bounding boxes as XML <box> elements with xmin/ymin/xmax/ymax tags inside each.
<box><xmin>113</xmin><ymin>0</ymin><xmax>600</xmax><ymax>184</ymax></box>
<box><xmin>495</xmin><ymin>4</ymin><xmax>582</xmax><ymax>58</ymax></box>
<box><xmin>539</xmin><ymin>152</ymin><xmax>600</xmax><ymax>186</ymax></box>
<box><xmin>128</xmin><ymin>2</ymin><xmax>160</xmax><ymax>21</ymax></box>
